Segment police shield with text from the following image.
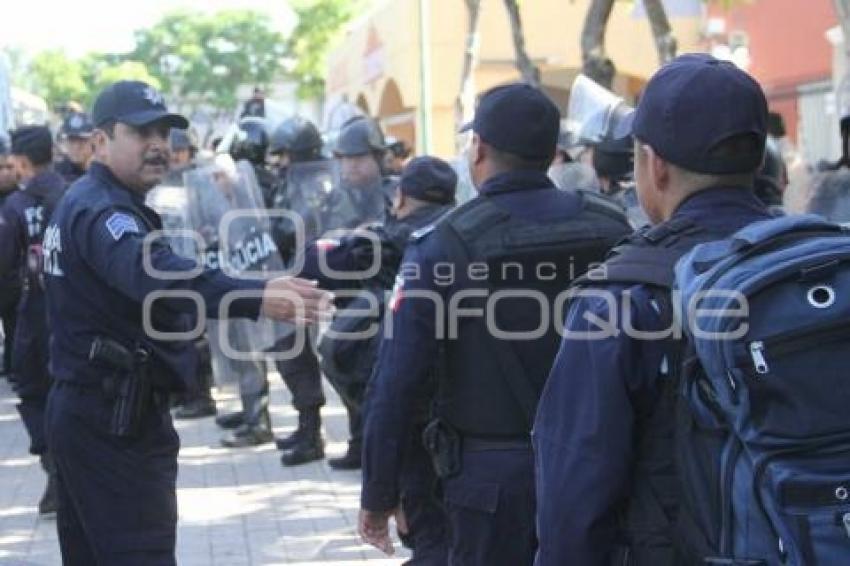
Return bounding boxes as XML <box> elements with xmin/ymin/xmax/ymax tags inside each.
<box><xmin>185</xmin><ymin>159</ymin><xmax>288</xmax><ymax>447</ymax></box>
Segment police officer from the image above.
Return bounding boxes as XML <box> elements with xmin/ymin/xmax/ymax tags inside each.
<box><xmin>263</xmin><ymin>115</ymin><xmax>330</xmax><ymax>465</ymax></box>
<box><xmin>0</xmin><ymin>125</ymin><xmax>66</xmax><ymax>516</ymax></box>
<box><xmin>167</xmin><ymin>128</ymin><xmax>197</xmax><ymax>177</ymax></box>
<box><xmin>0</xmin><ymin>140</ymin><xmax>20</xmax><ymax>379</ymax></box>
<box><xmin>592</xmin><ymin>134</ymin><xmax>648</xmax><ymax>227</ymax></box>
<box><xmin>230</xmin><ymin>115</ymin><xmax>281</xmax><ymax>208</ymax></box>
<box><xmin>359</xmin><ymin>84</ymin><xmax>631</xmax><ymax>564</ymax></box>
<box><xmin>384</xmin><ymin>136</ymin><xmax>412</xmax><ymax>175</ymax></box>
<box><xmin>334</xmin><ymin>116</ymin><xmax>394</xmax><ymax>220</ymax></box>
<box><xmin>533</xmin><ymin>54</ymin><xmax>773</xmax><ymax>565</ymax></box>
<box><xmin>212</xmin><ymin>116</ymin><xmax>281</xmax><ymax>445</ymax></box>
<box><xmin>43</xmin><ymin>81</ymin><xmax>331</xmax><ymax>564</ymax></box>
<box><xmin>307</xmin><ymin>156</ymin><xmax>458</xmax><ymax>476</ymax></box>
<box><xmin>309</xmin><ymin>156</ymin><xmax>457</xmax><ymax>559</ymax></box>
<box><xmin>162</xmin><ymin>127</ymin><xmax>218</xmax><ymax>421</ymax></box>
<box><xmin>55</xmin><ymin>112</ymin><xmax>95</xmax><ymax>185</ymax></box>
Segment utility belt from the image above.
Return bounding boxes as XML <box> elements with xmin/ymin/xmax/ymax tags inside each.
<box><xmin>87</xmin><ymin>337</ymin><xmax>161</xmax><ymax>438</ymax></box>
<box><xmin>422</xmin><ymin>418</ymin><xmax>531</xmax><ymax>479</ymax></box>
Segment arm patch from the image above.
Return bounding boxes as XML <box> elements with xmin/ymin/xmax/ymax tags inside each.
<box><xmin>105</xmin><ymin>212</ymin><xmax>140</xmax><ymax>241</ymax></box>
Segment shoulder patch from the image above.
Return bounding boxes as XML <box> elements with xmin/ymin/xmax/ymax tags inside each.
<box><xmin>409</xmin><ymin>223</ymin><xmax>436</xmax><ymax>242</ymax></box>
<box><xmin>105</xmin><ymin>212</ymin><xmax>140</xmax><ymax>241</ymax></box>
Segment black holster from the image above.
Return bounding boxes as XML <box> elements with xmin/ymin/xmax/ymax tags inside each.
<box><xmin>89</xmin><ymin>337</ymin><xmax>152</xmax><ymax>438</ymax></box>
<box><xmin>422</xmin><ymin>418</ymin><xmax>462</xmax><ymax>479</ymax></box>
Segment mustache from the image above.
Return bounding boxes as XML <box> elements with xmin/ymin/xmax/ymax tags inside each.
<box><xmin>143</xmin><ymin>155</ymin><xmax>169</xmax><ymax>167</ymax></box>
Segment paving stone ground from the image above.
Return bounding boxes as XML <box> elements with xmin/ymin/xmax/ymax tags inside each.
<box><xmin>0</xmin><ymin>372</ymin><xmax>409</xmax><ymax>565</ymax></box>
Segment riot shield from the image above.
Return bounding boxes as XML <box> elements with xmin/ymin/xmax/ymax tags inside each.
<box><xmin>145</xmin><ymin>182</ymin><xmax>197</xmax><ymax>260</ymax></box>
<box><xmin>566</xmin><ymin>74</ymin><xmax>634</xmax><ymax>144</ymax></box>
<box><xmin>285</xmin><ymin>159</ymin><xmax>364</xmax><ymax>242</ymax></box>
<box><xmin>184</xmin><ymin>158</ymin><xmax>292</xmax><ymax>359</ymax></box>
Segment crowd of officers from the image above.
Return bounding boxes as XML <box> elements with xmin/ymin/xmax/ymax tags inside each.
<box><xmin>0</xmin><ymin>52</ymin><xmax>848</xmax><ymax>566</ymax></box>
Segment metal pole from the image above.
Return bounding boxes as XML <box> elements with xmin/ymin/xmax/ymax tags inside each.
<box><xmin>418</xmin><ymin>0</ymin><xmax>433</xmax><ymax>154</ymax></box>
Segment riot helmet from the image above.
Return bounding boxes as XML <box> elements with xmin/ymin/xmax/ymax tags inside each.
<box><xmin>230</xmin><ymin>116</ymin><xmax>270</xmax><ymax>166</ymax></box>
<box><xmin>269</xmin><ymin>116</ymin><xmax>323</xmax><ymax>162</ymax></box>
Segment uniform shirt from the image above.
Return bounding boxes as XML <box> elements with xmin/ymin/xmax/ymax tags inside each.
<box><xmin>0</xmin><ymin>187</ymin><xmax>22</xmax><ymax>304</ymax></box>
<box><xmin>55</xmin><ymin>157</ymin><xmax>86</xmax><ymax>186</ymax></box>
<box><xmin>299</xmin><ymin>204</ymin><xmax>452</xmax><ymax>292</ymax></box>
<box><xmin>45</xmin><ymin>162</ymin><xmax>266</xmax><ymax>390</ymax></box>
<box><xmin>361</xmin><ymin>170</ymin><xmax>584</xmax><ymax>512</ymax></box>
<box><xmin>532</xmin><ymin>187</ymin><xmax>771</xmax><ymax>566</ymax></box>
<box><xmin>0</xmin><ymin>169</ymin><xmax>65</xmax><ymax>285</ymax></box>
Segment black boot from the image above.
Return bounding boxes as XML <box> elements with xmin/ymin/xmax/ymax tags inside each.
<box><xmin>221</xmin><ymin>393</ymin><xmax>273</xmax><ymax>448</ymax></box>
<box><xmin>328</xmin><ymin>440</ymin><xmax>361</xmax><ymax>470</ymax></box>
<box><xmin>174</xmin><ymin>397</ymin><xmax>217</xmax><ymax>420</ymax></box>
<box><xmin>280</xmin><ymin>408</ymin><xmax>324</xmax><ymax>466</ymax></box>
<box><xmin>215</xmin><ymin>410</ymin><xmax>244</xmax><ymax>429</ymax></box>
<box><xmin>329</xmin><ymin>404</ymin><xmax>363</xmax><ymax>470</ymax></box>
<box><xmin>275</xmin><ymin>426</ymin><xmax>301</xmax><ymax>451</ymax></box>
<box><xmin>38</xmin><ymin>453</ymin><xmax>57</xmax><ymax>517</ymax></box>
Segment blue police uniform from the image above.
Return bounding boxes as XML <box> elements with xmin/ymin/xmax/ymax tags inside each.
<box><xmin>43</xmin><ymin>81</ymin><xmax>270</xmax><ymax>565</ymax></box>
<box><xmin>532</xmin><ymin>54</ymin><xmax>774</xmax><ymax>565</ymax></box>
<box><xmin>362</xmin><ymin>168</ymin><xmax>630</xmax><ymax>565</ymax></box>
<box><xmin>0</xmin><ymin>186</ymin><xmax>21</xmax><ymax>376</ymax></box>
<box><xmin>0</xmin><ymin>167</ymin><xmax>65</xmax><ymax>454</ymax></box>
<box><xmin>533</xmin><ymin>188</ymin><xmax>771</xmax><ymax>565</ymax></box>
<box><xmin>45</xmin><ymin>160</ymin><xmax>267</xmax><ymax>564</ymax></box>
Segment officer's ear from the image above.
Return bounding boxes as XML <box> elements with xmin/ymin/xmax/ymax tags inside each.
<box><xmin>642</xmin><ymin>144</ymin><xmax>671</xmax><ymax>193</ymax></box>
<box><xmin>470</xmin><ymin>134</ymin><xmax>485</xmax><ymax>167</ymax></box>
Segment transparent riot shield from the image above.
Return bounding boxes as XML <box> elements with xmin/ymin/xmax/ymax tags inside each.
<box><xmin>145</xmin><ymin>182</ymin><xmax>198</xmax><ymax>260</ymax></box>
<box><xmin>566</xmin><ymin>74</ymin><xmax>634</xmax><ymax>144</ymax></box>
<box><xmin>183</xmin><ymin>158</ymin><xmax>295</xmax><ymax>363</ymax></box>
<box><xmin>286</xmin><ymin>159</ymin><xmax>358</xmax><ymax>242</ymax></box>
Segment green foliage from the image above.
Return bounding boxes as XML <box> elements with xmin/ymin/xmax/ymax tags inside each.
<box><xmin>29</xmin><ymin>50</ymin><xmax>87</xmax><ymax>110</ymax></box>
<box><xmin>132</xmin><ymin>9</ymin><xmax>287</xmax><ymax>109</ymax></box>
<box><xmin>286</xmin><ymin>0</ymin><xmax>363</xmax><ymax>99</ymax></box>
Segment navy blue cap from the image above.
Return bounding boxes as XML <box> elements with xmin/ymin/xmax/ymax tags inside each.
<box><xmin>400</xmin><ymin>156</ymin><xmax>458</xmax><ymax>204</ymax></box>
<box><xmin>169</xmin><ymin>128</ymin><xmax>195</xmax><ymax>151</ymax></box>
<box><xmin>628</xmin><ymin>53</ymin><xmax>768</xmax><ymax>175</ymax></box>
<box><xmin>92</xmin><ymin>81</ymin><xmax>188</xmax><ymax>130</ymax></box>
<box><xmin>60</xmin><ymin>112</ymin><xmax>94</xmax><ymax>139</ymax></box>
<box><xmin>461</xmin><ymin>84</ymin><xmax>560</xmax><ymax>160</ymax></box>
<box><xmin>10</xmin><ymin>125</ymin><xmax>53</xmax><ymax>164</ymax></box>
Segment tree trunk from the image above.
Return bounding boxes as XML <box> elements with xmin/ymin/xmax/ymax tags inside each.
<box><xmin>502</xmin><ymin>0</ymin><xmax>541</xmax><ymax>88</ymax></box>
<box><xmin>455</xmin><ymin>0</ymin><xmax>482</xmax><ymax>148</ymax></box>
<box><xmin>581</xmin><ymin>0</ymin><xmax>616</xmax><ymax>88</ymax></box>
<box><xmin>643</xmin><ymin>0</ymin><xmax>677</xmax><ymax>64</ymax></box>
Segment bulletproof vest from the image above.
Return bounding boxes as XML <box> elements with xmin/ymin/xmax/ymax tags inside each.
<box><xmin>435</xmin><ymin>191</ymin><xmax>630</xmax><ymax>438</ymax></box>
<box><xmin>575</xmin><ymin>217</ymin><xmax>730</xmax><ymax>566</ymax></box>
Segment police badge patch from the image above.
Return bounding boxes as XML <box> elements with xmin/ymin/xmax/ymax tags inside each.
<box><xmin>105</xmin><ymin>212</ymin><xmax>140</xmax><ymax>241</ymax></box>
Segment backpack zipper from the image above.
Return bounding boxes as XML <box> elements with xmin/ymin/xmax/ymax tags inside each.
<box><xmin>749</xmin><ymin>341</ymin><xmax>768</xmax><ymax>374</ymax></box>
<box><xmin>746</xmin><ymin>320</ymin><xmax>850</xmax><ymax>375</ymax></box>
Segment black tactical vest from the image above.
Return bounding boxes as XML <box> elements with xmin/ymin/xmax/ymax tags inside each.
<box><xmin>433</xmin><ymin>190</ymin><xmax>631</xmax><ymax>438</ymax></box>
<box><xmin>574</xmin><ymin>217</ymin><xmax>732</xmax><ymax>566</ymax></box>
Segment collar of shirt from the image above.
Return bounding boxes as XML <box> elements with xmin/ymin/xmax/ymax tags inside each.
<box><xmin>24</xmin><ymin>168</ymin><xmax>64</xmax><ymax>193</ymax></box>
<box><xmin>671</xmin><ymin>185</ymin><xmax>769</xmax><ymax>229</ymax></box>
<box><xmin>478</xmin><ymin>169</ymin><xmax>556</xmax><ymax>197</ymax></box>
<box><xmin>89</xmin><ymin>161</ymin><xmax>151</xmax><ymax>208</ymax></box>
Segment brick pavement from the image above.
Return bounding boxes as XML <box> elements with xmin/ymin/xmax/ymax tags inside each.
<box><xmin>0</xmin><ymin>373</ymin><xmax>409</xmax><ymax>565</ymax></box>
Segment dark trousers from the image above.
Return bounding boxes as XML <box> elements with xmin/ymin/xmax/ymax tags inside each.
<box><xmin>275</xmin><ymin>331</ymin><xmax>325</xmax><ymax>411</ymax></box>
<box><xmin>400</xmin><ymin>425</ymin><xmax>448</xmax><ymax>565</ymax></box>
<box><xmin>12</xmin><ymin>297</ymin><xmax>51</xmax><ymax>455</ymax></box>
<box><xmin>0</xmin><ymin>287</ymin><xmax>18</xmax><ymax>373</ymax></box>
<box><xmin>441</xmin><ymin>447</ymin><xmax>537</xmax><ymax>566</ymax></box>
<box><xmin>46</xmin><ymin>381</ymin><xmax>179</xmax><ymax>565</ymax></box>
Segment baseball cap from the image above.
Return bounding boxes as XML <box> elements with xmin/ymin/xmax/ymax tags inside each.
<box><xmin>461</xmin><ymin>84</ymin><xmax>561</xmax><ymax>160</ymax></box>
<box><xmin>400</xmin><ymin>156</ymin><xmax>458</xmax><ymax>204</ymax></box>
<box><xmin>92</xmin><ymin>81</ymin><xmax>188</xmax><ymax>130</ymax></box>
<box><xmin>60</xmin><ymin>112</ymin><xmax>94</xmax><ymax>139</ymax></box>
<box><xmin>626</xmin><ymin>53</ymin><xmax>767</xmax><ymax>175</ymax></box>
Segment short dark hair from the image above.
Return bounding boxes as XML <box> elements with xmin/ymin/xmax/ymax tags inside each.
<box><xmin>98</xmin><ymin>120</ymin><xmax>116</xmax><ymax>138</ymax></box>
<box><xmin>706</xmin><ymin>133</ymin><xmax>764</xmax><ymax>164</ymax></box>
<box><xmin>487</xmin><ymin>143</ymin><xmax>553</xmax><ymax>173</ymax></box>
